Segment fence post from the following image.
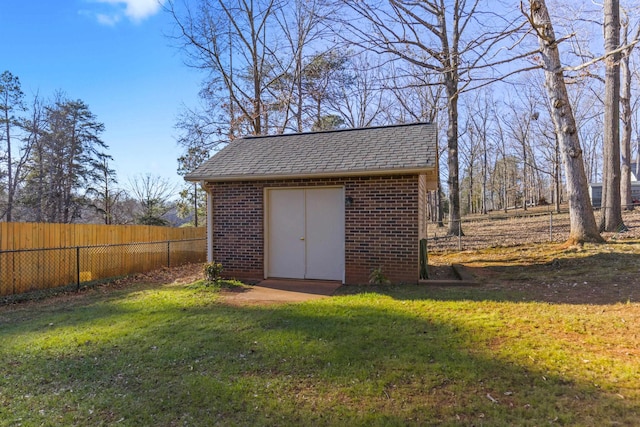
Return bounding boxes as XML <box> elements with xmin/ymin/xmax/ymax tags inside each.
<box><xmin>167</xmin><ymin>241</ymin><xmax>171</xmax><ymax>268</ymax></box>
<box><xmin>549</xmin><ymin>212</ymin><xmax>553</xmax><ymax>242</ymax></box>
<box><xmin>76</xmin><ymin>246</ymin><xmax>81</xmax><ymax>291</ymax></box>
<box><xmin>458</xmin><ymin>219</ymin><xmax>462</xmax><ymax>251</ymax></box>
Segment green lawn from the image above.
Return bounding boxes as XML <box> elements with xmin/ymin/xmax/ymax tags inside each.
<box><xmin>1</xmin><ymin>278</ymin><xmax>639</xmax><ymax>426</ymax></box>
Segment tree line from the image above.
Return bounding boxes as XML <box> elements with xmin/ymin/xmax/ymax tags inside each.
<box><xmin>170</xmin><ymin>0</ymin><xmax>640</xmax><ymax>244</ymax></box>
<box><xmin>0</xmin><ymin>72</ymin><xmax>185</xmax><ymax>226</ymax></box>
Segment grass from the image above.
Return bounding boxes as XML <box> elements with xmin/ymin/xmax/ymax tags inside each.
<box><xmin>1</xmin><ymin>268</ymin><xmax>640</xmax><ymax>426</ymax></box>
<box><xmin>188</xmin><ymin>277</ymin><xmax>251</xmax><ymax>291</ymax></box>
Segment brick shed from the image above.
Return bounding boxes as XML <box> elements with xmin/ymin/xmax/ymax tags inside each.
<box><xmin>185</xmin><ymin>123</ymin><xmax>438</xmax><ymax>285</ymax></box>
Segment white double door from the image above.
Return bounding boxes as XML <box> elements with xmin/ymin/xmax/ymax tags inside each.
<box><xmin>267</xmin><ymin>188</ymin><xmax>344</xmax><ymax>281</ymax></box>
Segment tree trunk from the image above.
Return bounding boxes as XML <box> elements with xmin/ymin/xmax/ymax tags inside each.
<box><xmin>503</xmin><ymin>152</ymin><xmax>508</xmax><ymax>213</ymax></box>
<box><xmin>445</xmin><ymin>77</ymin><xmax>463</xmax><ymax>235</ymax></box>
<box><xmin>528</xmin><ymin>0</ymin><xmax>603</xmax><ymax>244</ymax></box>
<box><xmin>554</xmin><ymin>134</ymin><xmax>561</xmax><ymax>213</ymax></box>
<box><xmin>620</xmin><ymin>21</ymin><xmax>633</xmax><ymax>210</ymax></box>
<box><xmin>436</xmin><ymin>171</ymin><xmax>444</xmax><ymax>227</ymax></box>
<box><xmin>296</xmin><ymin>47</ymin><xmax>304</xmax><ymax>132</ymax></box>
<box><xmin>522</xmin><ymin>139</ymin><xmax>528</xmax><ymax>211</ymax></box>
<box><xmin>3</xmin><ymin>108</ymin><xmax>12</xmax><ymax>222</ymax></box>
<box><xmin>252</xmin><ymin>41</ymin><xmax>262</xmax><ymax>135</ymax></box>
<box><xmin>482</xmin><ymin>138</ymin><xmax>488</xmax><ymax>214</ymax></box>
<box><xmin>599</xmin><ymin>0</ymin><xmax>625</xmax><ymax>230</ymax></box>
<box><xmin>228</xmin><ymin>22</ymin><xmax>236</xmax><ymax>140</ymax></box>
<box><xmin>468</xmin><ymin>161</ymin><xmax>474</xmax><ymax>214</ymax></box>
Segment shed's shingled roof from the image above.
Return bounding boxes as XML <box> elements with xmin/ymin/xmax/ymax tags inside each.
<box><xmin>185</xmin><ymin>122</ymin><xmax>437</xmax><ymax>182</ymax></box>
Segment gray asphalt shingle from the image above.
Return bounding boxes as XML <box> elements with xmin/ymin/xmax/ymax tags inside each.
<box><xmin>185</xmin><ymin>122</ymin><xmax>437</xmax><ymax>182</ymax></box>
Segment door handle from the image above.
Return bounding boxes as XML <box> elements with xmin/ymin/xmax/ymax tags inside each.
<box><xmin>300</xmin><ymin>237</ymin><xmax>305</xmax><ymax>240</ymax></box>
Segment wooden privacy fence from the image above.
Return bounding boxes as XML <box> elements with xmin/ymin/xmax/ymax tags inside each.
<box><xmin>0</xmin><ymin>223</ymin><xmax>207</xmax><ymax>297</ymax></box>
<box><xmin>0</xmin><ymin>222</ymin><xmax>205</xmax><ymax>251</ymax></box>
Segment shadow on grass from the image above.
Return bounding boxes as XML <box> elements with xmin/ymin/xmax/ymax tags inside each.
<box><xmin>0</xmin><ymin>290</ymin><xmax>637</xmax><ymax>426</ymax></box>
<box><xmin>0</xmin><ymin>281</ymin><xmax>213</xmax><ymax>342</ymax></box>
<box><xmin>418</xmin><ymin>251</ymin><xmax>640</xmax><ymax>305</ymax></box>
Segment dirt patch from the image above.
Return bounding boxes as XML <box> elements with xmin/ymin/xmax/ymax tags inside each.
<box><xmin>426</xmin><ymin>265</ymin><xmax>459</xmax><ymax>281</ymax></box>
<box><xmin>1</xmin><ymin>263</ymin><xmax>206</xmax><ymax>308</ymax></box>
<box><xmin>221</xmin><ymin>287</ymin><xmax>331</xmax><ymax>306</ymax></box>
<box><xmin>221</xmin><ymin>279</ymin><xmax>341</xmax><ymax>306</ymax></box>
<box><xmin>112</xmin><ymin>263</ymin><xmax>204</xmax><ymax>287</ymax></box>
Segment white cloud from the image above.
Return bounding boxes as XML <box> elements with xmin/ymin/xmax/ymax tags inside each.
<box><xmin>87</xmin><ymin>0</ymin><xmax>165</xmax><ymax>25</ymax></box>
<box><xmin>96</xmin><ymin>12</ymin><xmax>121</xmax><ymax>26</ymax></box>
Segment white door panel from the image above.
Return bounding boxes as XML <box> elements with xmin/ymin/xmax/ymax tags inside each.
<box><xmin>305</xmin><ymin>188</ymin><xmax>344</xmax><ymax>280</ymax></box>
<box><xmin>268</xmin><ymin>189</ymin><xmax>305</xmax><ymax>278</ymax></box>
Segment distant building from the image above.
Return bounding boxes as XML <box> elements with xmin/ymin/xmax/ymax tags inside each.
<box><xmin>589</xmin><ymin>162</ymin><xmax>640</xmax><ymax>207</ymax></box>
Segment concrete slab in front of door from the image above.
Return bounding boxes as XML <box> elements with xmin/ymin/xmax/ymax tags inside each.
<box><xmin>259</xmin><ymin>279</ymin><xmax>342</xmax><ymax>295</ymax></box>
<box><xmin>221</xmin><ymin>279</ymin><xmax>342</xmax><ymax>306</ymax></box>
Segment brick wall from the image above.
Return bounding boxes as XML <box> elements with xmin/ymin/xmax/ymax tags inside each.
<box><xmin>205</xmin><ymin>174</ymin><xmax>422</xmax><ymax>285</ymax></box>
<box><xmin>418</xmin><ymin>174</ymin><xmax>428</xmax><ymax>240</ymax></box>
<box><xmin>205</xmin><ymin>181</ymin><xmax>263</xmax><ymax>282</ymax></box>
<box><xmin>343</xmin><ymin>175</ymin><xmax>420</xmax><ymax>284</ymax></box>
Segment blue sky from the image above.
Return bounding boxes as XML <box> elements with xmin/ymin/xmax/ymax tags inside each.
<box><xmin>0</xmin><ymin>0</ymin><xmax>202</xmax><ymax>188</ymax></box>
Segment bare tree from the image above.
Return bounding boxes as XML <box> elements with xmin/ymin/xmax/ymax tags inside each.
<box><xmin>467</xmin><ymin>89</ymin><xmax>498</xmax><ymax>215</ymax></box>
<box><xmin>19</xmin><ymin>94</ymin><xmax>47</xmax><ymax>222</ymax></box>
<box><xmin>274</xmin><ymin>0</ymin><xmax>328</xmax><ymax>132</ymax></box>
<box><xmin>386</xmin><ymin>63</ymin><xmax>444</xmax><ymax>124</ymax></box>
<box><xmin>599</xmin><ymin>0</ymin><xmax>625</xmax><ymax>231</ymax></box>
<box><xmin>533</xmin><ymin>83</ymin><xmax>564</xmax><ymax>213</ymax></box>
<box><xmin>634</xmin><ymin>74</ymin><xmax>640</xmax><ymax>180</ymax></box>
<box><xmin>524</xmin><ymin>0</ymin><xmax>603</xmax><ymax>244</ymax></box>
<box><xmin>330</xmin><ymin>54</ymin><xmax>389</xmax><ymax>128</ymax></box>
<box><xmin>499</xmin><ymin>74</ymin><xmax>560</xmax><ymax>212</ymax></box>
<box><xmin>301</xmin><ymin>49</ymin><xmax>352</xmax><ymax>130</ymax></box>
<box><xmin>503</xmin><ymin>97</ymin><xmax>531</xmax><ymax>210</ymax></box>
<box><xmin>567</xmin><ymin>82</ymin><xmax>603</xmax><ymax>186</ymax></box>
<box><xmin>536</xmin><ymin>121</ymin><xmax>563</xmax><ymax>212</ymax></box>
<box><xmin>87</xmin><ymin>154</ymin><xmax>123</xmax><ymax>225</ymax></box>
<box><xmin>620</xmin><ymin>8</ymin><xmax>640</xmax><ymax>210</ymax></box>
<box><xmin>0</xmin><ymin>71</ymin><xmax>26</xmax><ymax>222</ymax></box>
<box><xmin>386</xmin><ymin>65</ymin><xmax>445</xmax><ymax>225</ymax></box>
<box><xmin>167</xmin><ymin>0</ymin><xmax>280</xmax><ymax>137</ymax></box>
<box><xmin>459</xmin><ymin>124</ymin><xmax>473</xmax><ymax>214</ymax></box>
<box><xmin>494</xmin><ymin>114</ymin><xmax>518</xmax><ymax>212</ymax></box>
<box><xmin>333</xmin><ymin>0</ymin><xmax>525</xmax><ymax>236</ymax></box>
<box><xmin>176</xmin><ymin>145</ymin><xmax>210</xmax><ymax>227</ymax></box>
<box><xmin>129</xmin><ymin>174</ymin><xmax>178</xmax><ymax>226</ymax></box>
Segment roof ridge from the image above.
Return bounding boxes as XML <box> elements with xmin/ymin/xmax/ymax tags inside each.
<box><xmin>241</xmin><ymin>121</ymin><xmax>433</xmax><ymax>141</ymax></box>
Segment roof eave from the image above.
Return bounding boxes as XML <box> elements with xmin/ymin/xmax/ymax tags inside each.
<box><xmin>185</xmin><ymin>166</ymin><xmax>436</xmax><ymax>183</ymax></box>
